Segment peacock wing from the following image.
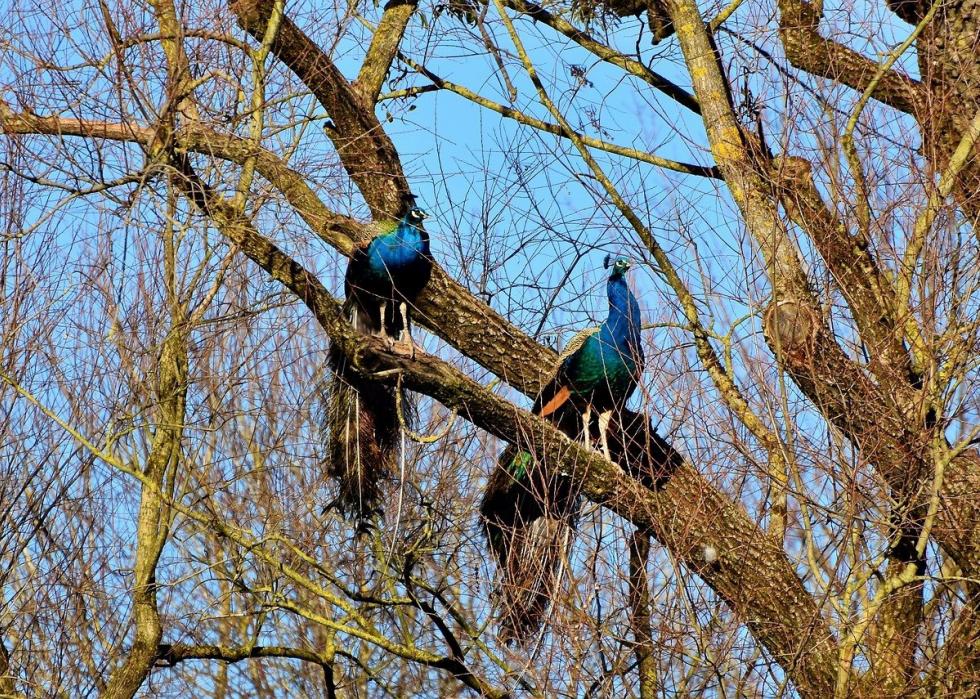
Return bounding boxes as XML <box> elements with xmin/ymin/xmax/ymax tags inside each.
<box><xmin>557</xmin><ymin>325</ymin><xmax>600</xmax><ymax>366</ymax></box>
<box><xmin>533</xmin><ymin>326</ymin><xmax>600</xmax><ymax>418</ymax></box>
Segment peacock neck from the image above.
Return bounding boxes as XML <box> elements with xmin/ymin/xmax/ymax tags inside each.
<box><xmin>603</xmin><ymin>275</ymin><xmax>640</xmax><ymax>346</ymax></box>
<box><xmin>394</xmin><ymin>217</ymin><xmax>427</xmax><ymax>251</ymax></box>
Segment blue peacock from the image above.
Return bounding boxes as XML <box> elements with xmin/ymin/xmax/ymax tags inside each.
<box><xmin>535</xmin><ymin>256</ymin><xmax>644</xmax><ymax>457</ymax></box>
<box><xmin>324</xmin><ymin>194</ymin><xmax>433</xmax><ymax>522</ymax></box>
<box><xmin>481</xmin><ymin>256</ymin><xmax>644</xmax><ymax>641</ymax></box>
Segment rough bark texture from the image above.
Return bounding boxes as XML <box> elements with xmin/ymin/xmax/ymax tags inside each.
<box><xmin>778</xmin><ymin>0</ymin><xmax>924</xmax><ymax>115</ymax></box>
<box><xmin>916</xmin><ymin>0</ymin><xmax>980</xmax><ymax>226</ymax></box>
<box><xmin>230</xmin><ymin>0</ymin><xmax>411</xmax><ymax>218</ymax></box>
<box><xmin>355</xmin><ymin>0</ymin><xmax>419</xmax><ymax>103</ymax></box>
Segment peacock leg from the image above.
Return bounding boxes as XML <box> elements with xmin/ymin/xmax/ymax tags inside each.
<box><xmin>391</xmin><ymin>301</ymin><xmax>416</xmax><ymax>358</ymax></box>
<box><xmin>377</xmin><ymin>301</ymin><xmax>393</xmax><ymax>346</ymax></box>
<box><xmin>580</xmin><ymin>404</ymin><xmax>592</xmax><ymax>447</ymax></box>
<box><xmin>597</xmin><ymin>410</ymin><xmax>612</xmax><ymax>461</ymax></box>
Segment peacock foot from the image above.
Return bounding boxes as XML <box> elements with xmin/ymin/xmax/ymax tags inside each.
<box><xmin>390</xmin><ymin>336</ymin><xmax>417</xmax><ymax>359</ymax></box>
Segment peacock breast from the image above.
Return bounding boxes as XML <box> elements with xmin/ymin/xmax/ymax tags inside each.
<box><xmin>565</xmin><ymin>336</ymin><xmax>624</xmax><ymax>392</ymax></box>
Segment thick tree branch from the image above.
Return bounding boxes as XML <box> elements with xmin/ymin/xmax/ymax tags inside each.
<box><xmin>157</xmin><ymin>643</ymin><xmax>326</xmax><ymax>666</ymax></box>
<box><xmin>773</xmin><ymin>155</ymin><xmax>916</xmax><ymax>385</ymax></box>
<box><xmin>777</xmin><ymin>0</ymin><xmax>925</xmax><ymax>116</ymax></box>
<box><xmin>354</xmin><ymin>0</ymin><xmax>419</xmax><ymax>103</ymax></box>
<box><xmin>229</xmin><ymin>0</ymin><xmax>410</xmax><ymax>217</ymax></box>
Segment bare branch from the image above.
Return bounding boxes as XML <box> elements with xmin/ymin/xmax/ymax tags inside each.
<box><xmin>354</xmin><ymin>0</ymin><xmax>419</xmax><ymax>104</ymax></box>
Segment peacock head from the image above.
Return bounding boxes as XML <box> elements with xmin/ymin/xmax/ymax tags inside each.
<box><xmin>603</xmin><ymin>255</ymin><xmax>631</xmax><ymax>278</ymax></box>
<box><xmin>401</xmin><ymin>193</ymin><xmax>427</xmax><ymax>226</ymax></box>
<box><xmin>407</xmin><ymin>206</ymin><xmax>428</xmax><ymax>224</ymax></box>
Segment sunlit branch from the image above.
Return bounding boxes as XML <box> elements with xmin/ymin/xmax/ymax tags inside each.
<box><xmin>355</xmin><ymin>0</ymin><xmax>420</xmax><ymax>104</ymax></box>
<box><xmin>400</xmin><ymin>55</ymin><xmax>721</xmax><ymax>179</ymax></box>
<box><xmin>504</xmin><ymin>0</ymin><xmax>701</xmax><ymax>115</ymax></box>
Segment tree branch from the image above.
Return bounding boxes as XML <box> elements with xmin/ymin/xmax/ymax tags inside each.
<box><xmin>229</xmin><ymin>0</ymin><xmax>410</xmax><ymax>217</ymax></box>
<box><xmin>354</xmin><ymin>0</ymin><xmax>419</xmax><ymax>103</ymax></box>
<box><xmin>401</xmin><ymin>55</ymin><xmax>721</xmax><ymax>178</ymax></box>
<box><xmin>773</xmin><ymin>155</ymin><xmax>916</xmax><ymax>385</ymax></box>
<box><xmin>505</xmin><ymin>0</ymin><xmax>702</xmax><ymax>115</ymax></box>
<box><xmin>777</xmin><ymin>0</ymin><xmax>925</xmax><ymax>116</ymax></box>
<box><xmin>628</xmin><ymin>531</ymin><xmax>657</xmax><ymax>699</ymax></box>
<box><xmin>156</xmin><ymin>643</ymin><xmax>326</xmax><ymax>667</ymax></box>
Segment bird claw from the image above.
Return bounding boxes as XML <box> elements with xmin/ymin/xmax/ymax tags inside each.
<box><xmin>390</xmin><ymin>337</ymin><xmax>417</xmax><ymax>359</ymax></box>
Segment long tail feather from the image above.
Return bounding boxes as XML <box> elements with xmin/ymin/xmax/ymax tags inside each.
<box><xmin>322</xmin><ymin>301</ymin><xmax>403</xmax><ymax>523</ymax></box>
<box><xmin>480</xmin><ymin>442</ymin><xmax>578</xmax><ymax>643</ymax></box>
<box><xmin>608</xmin><ymin>408</ymin><xmax>684</xmax><ymax>490</ymax></box>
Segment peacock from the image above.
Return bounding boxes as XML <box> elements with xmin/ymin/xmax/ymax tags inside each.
<box><xmin>324</xmin><ymin>195</ymin><xmax>433</xmax><ymax>522</ymax></box>
<box><xmin>481</xmin><ymin>256</ymin><xmax>644</xmax><ymax>641</ymax></box>
<box><xmin>480</xmin><ymin>439</ymin><xmax>579</xmax><ymax>643</ymax></box>
<box><xmin>535</xmin><ymin>255</ymin><xmax>644</xmax><ymax>459</ymax></box>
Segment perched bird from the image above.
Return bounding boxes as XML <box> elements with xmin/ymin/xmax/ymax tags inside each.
<box><xmin>535</xmin><ymin>256</ymin><xmax>644</xmax><ymax>459</ymax></box>
<box><xmin>344</xmin><ymin>197</ymin><xmax>433</xmax><ymax>356</ymax></box>
<box><xmin>480</xmin><ymin>418</ymin><xmax>580</xmax><ymax>643</ymax></box>
<box><xmin>324</xmin><ymin>195</ymin><xmax>433</xmax><ymax>522</ymax></box>
<box><xmin>480</xmin><ymin>257</ymin><xmax>644</xmax><ymax>641</ymax></box>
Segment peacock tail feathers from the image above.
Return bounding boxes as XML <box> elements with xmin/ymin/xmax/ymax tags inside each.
<box><xmin>480</xmin><ymin>442</ymin><xmax>580</xmax><ymax>643</ymax></box>
<box><xmin>491</xmin><ymin>515</ymin><xmax>569</xmax><ymax>644</ymax></box>
<box><xmin>322</xmin><ymin>340</ymin><xmax>403</xmax><ymax>524</ymax></box>
<box><xmin>323</xmin><ymin>196</ymin><xmax>431</xmax><ymax>526</ymax></box>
